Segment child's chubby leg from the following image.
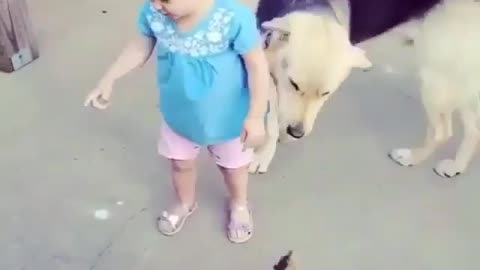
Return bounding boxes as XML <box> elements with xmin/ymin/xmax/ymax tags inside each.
<box><xmin>157</xmin><ymin>123</ymin><xmax>200</xmax><ymax>236</ymax></box>
<box><xmin>209</xmin><ymin>139</ymin><xmax>254</xmax><ymax>244</ymax></box>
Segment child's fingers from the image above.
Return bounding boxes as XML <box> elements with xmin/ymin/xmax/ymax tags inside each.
<box><xmin>92</xmin><ymin>97</ymin><xmax>109</xmax><ymax>110</ymax></box>
<box><xmin>244</xmin><ymin>134</ymin><xmax>264</xmax><ymax>150</ymax></box>
<box><xmin>84</xmin><ymin>94</ymin><xmax>95</xmax><ymax>107</ymax></box>
<box><xmin>241</xmin><ymin>131</ymin><xmax>248</xmax><ymax>151</ymax></box>
<box><xmin>243</xmin><ymin>136</ymin><xmax>258</xmax><ymax>150</ymax></box>
<box><xmin>84</xmin><ymin>90</ymin><xmax>110</xmax><ymax>109</ymax></box>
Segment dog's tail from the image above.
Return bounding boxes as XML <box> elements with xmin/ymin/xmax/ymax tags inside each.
<box><xmin>273</xmin><ymin>251</ymin><xmax>296</xmax><ymax>270</ymax></box>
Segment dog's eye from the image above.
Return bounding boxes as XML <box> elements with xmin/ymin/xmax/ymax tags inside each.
<box><xmin>263</xmin><ymin>31</ymin><xmax>273</xmax><ymax>49</ymax></box>
<box><xmin>279</xmin><ymin>32</ymin><xmax>290</xmax><ymax>42</ymax></box>
<box><xmin>289</xmin><ymin>78</ymin><xmax>299</xmax><ymax>91</ymax></box>
<box><xmin>321</xmin><ymin>91</ymin><xmax>330</xmax><ymax>97</ymax></box>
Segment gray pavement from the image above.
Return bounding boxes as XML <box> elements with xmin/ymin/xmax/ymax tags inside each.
<box><xmin>1</xmin><ymin>0</ymin><xmax>479</xmax><ymax>269</ymax></box>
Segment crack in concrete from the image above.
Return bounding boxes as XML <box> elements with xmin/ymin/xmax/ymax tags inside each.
<box><xmin>89</xmin><ymin>207</ymin><xmax>148</xmax><ymax>270</ymax></box>
<box><xmin>131</xmin><ymin>247</ymin><xmax>153</xmax><ymax>270</ymax></box>
<box><xmin>50</xmin><ymin>253</ymin><xmax>91</xmax><ymax>266</ymax></box>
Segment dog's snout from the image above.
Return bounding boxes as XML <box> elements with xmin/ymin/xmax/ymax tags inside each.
<box><xmin>286</xmin><ymin>124</ymin><xmax>305</xmax><ymax>139</ymax></box>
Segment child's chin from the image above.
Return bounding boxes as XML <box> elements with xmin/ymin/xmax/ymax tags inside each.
<box><xmin>166</xmin><ymin>13</ymin><xmax>180</xmax><ymax>20</ymax></box>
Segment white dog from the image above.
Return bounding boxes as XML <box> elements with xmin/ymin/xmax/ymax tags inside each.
<box><xmin>248</xmin><ymin>0</ymin><xmax>372</xmax><ymax>174</ymax></box>
<box><xmin>389</xmin><ymin>0</ymin><xmax>480</xmax><ymax>178</ymax></box>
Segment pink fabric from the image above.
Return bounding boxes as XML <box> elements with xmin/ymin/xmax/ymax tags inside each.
<box><xmin>158</xmin><ymin>123</ymin><xmax>253</xmax><ymax>169</ymax></box>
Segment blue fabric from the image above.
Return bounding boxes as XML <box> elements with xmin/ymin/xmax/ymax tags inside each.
<box><xmin>138</xmin><ymin>0</ymin><xmax>261</xmax><ymax>145</ymax></box>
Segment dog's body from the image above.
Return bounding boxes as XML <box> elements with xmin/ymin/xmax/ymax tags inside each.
<box><xmin>384</xmin><ymin>0</ymin><xmax>480</xmax><ymax>178</ymax></box>
<box><xmin>249</xmin><ymin>0</ymin><xmax>372</xmax><ymax>174</ymax></box>
<box><xmin>331</xmin><ymin>0</ymin><xmax>480</xmax><ymax>178</ymax></box>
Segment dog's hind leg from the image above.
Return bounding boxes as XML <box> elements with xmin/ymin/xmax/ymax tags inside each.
<box><xmin>389</xmin><ymin>69</ymin><xmax>454</xmax><ymax>166</ymax></box>
<box><xmin>434</xmin><ymin>108</ymin><xmax>480</xmax><ymax>178</ymax></box>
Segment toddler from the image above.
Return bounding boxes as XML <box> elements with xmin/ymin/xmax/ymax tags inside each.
<box><xmin>84</xmin><ymin>0</ymin><xmax>269</xmax><ymax>244</ymax></box>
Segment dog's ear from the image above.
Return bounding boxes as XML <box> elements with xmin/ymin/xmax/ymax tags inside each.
<box><xmin>274</xmin><ymin>251</ymin><xmax>296</xmax><ymax>270</ymax></box>
<box><xmin>262</xmin><ymin>16</ymin><xmax>290</xmax><ymax>41</ymax></box>
<box><xmin>349</xmin><ymin>45</ymin><xmax>372</xmax><ymax>69</ymax></box>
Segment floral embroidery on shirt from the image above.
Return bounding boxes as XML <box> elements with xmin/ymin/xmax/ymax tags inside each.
<box><xmin>147</xmin><ymin>4</ymin><xmax>234</xmax><ymax>57</ymax></box>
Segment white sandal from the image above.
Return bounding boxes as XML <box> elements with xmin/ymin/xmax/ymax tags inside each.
<box><xmin>157</xmin><ymin>202</ymin><xmax>198</xmax><ymax>236</ymax></box>
<box><xmin>227</xmin><ymin>205</ymin><xmax>253</xmax><ymax>244</ymax></box>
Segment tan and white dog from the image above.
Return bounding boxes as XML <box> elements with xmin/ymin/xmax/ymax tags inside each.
<box><xmin>388</xmin><ymin>0</ymin><xmax>480</xmax><ymax>178</ymax></box>
<box><xmin>247</xmin><ymin>0</ymin><xmax>372</xmax><ymax>174</ymax></box>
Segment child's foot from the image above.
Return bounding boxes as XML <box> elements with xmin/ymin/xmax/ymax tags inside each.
<box><xmin>227</xmin><ymin>204</ymin><xmax>253</xmax><ymax>244</ymax></box>
<box><xmin>157</xmin><ymin>202</ymin><xmax>198</xmax><ymax>236</ymax></box>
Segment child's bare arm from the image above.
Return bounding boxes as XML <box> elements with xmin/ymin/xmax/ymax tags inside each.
<box><xmin>242</xmin><ymin>46</ymin><xmax>270</xmax><ymax>119</ymax></box>
<box><xmin>241</xmin><ymin>46</ymin><xmax>269</xmax><ymax>148</ymax></box>
<box><xmin>99</xmin><ymin>33</ymin><xmax>156</xmax><ymax>86</ymax></box>
<box><xmin>84</xmin><ymin>33</ymin><xmax>156</xmax><ymax>108</ymax></box>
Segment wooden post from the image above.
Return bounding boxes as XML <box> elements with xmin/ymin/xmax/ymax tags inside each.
<box><xmin>0</xmin><ymin>0</ymin><xmax>39</xmax><ymax>73</ymax></box>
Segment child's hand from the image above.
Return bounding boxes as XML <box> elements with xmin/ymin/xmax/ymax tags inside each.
<box><xmin>242</xmin><ymin>116</ymin><xmax>266</xmax><ymax>150</ymax></box>
<box><xmin>84</xmin><ymin>81</ymin><xmax>113</xmax><ymax>110</ymax></box>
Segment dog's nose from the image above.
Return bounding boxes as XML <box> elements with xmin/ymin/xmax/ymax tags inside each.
<box><xmin>286</xmin><ymin>124</ymin><xmax>305</xmax><ymax>139</ymax></box>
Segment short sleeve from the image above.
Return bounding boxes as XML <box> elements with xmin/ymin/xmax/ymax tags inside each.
<box><xmin>231</xmin><ymin>6</ymin><xmax>262</xmax><ymax>54</ymax></box>
<box><xmin>138</xmin><ymin>2</ymin><xmax>155</xmax><ymax>37</ymax></box>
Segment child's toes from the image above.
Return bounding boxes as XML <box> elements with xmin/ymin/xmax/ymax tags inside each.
<box><xmin>227</xmin><ymin>205</ymin><xmax>253</xmax><ymax>244</ymax></box>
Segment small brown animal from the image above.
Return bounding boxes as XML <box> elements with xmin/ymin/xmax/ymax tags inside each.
<box><xmin>274</xmin><ymin>251</ymin><xmax>296</xmax><ymax>270</ymax></box>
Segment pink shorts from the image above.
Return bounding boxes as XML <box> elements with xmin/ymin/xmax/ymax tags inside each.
<box><xmin>158</xmin><ymin>123</ymin><xmax>253</xmax><ymax>169</ymax></box>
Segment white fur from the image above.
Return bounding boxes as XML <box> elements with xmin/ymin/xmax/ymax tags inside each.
<box><xmin>389</xmin><ymin>0</ymin><xmax>480</xmax><ymax>178</ymax></box>
<box><xmin>249</xmin><ymin>76</ymin><xmax>280</xmax><ymax>174</ymax></box>
<box><xmin>249</xmin><ymin>8</ymin><xmax>372</xmax><ymax>174</ymax></box>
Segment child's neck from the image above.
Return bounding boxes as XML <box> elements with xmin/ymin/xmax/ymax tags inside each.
<box><xmin>176</xmin><ymin>0</ymin><xmax>216</xmax><ymax>32</ymax></box>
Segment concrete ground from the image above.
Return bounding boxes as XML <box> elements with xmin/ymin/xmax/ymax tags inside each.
<box><xmin>1</xmin><ymin>0</ymin><xmax>479</xmax><ymax>269</ymax></box>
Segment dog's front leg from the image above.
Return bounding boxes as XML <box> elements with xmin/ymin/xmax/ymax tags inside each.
<box><xmin>434</xmin><ymin>108</ymin><xmax>480</xmax><ymax>178</ymax></box>
<box><xmin>249</xmin><ymin>102</ymin><xmax>280</xmax><ymax>174</ymax></box>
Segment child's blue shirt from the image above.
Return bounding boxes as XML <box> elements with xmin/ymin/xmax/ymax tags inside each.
<box><xmin>138</xmin><ymin>0</ymin><xmax>261</xmax><ymax>145</ymax></box>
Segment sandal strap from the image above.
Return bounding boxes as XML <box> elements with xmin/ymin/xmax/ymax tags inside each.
<box><xmin>160</xmin><ymin>203</ymin><xmax>197</xmax><ymax>227</ymax></box>
<box><xmin>230</xmin><ymin>203</ymin><xmax>249</xmax><ymax>212</ymax></box>
<box><xmin>161</xmin><ymin>211</ymin><xmax>180</xmax><ymax>227</ymax></box>
<box><xmin>228</xmin><ymin>207</ymin><xmax>252</xmax><ymax>231</ymax></box>
<box><xmin>228</xmin><ymin>222</ymin><xmax>252</xmax><ymax>232</ymax></box>
<box><xmin>227</xmin><ymin>203</ymin><xmax>253</xmax><ymax>243</ymax></box>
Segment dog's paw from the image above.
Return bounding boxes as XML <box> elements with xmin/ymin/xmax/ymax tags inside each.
<box><xmin>434</xmin><ymin>159</ymin><xmax>463</xmax><ymax>178</ymax></box>
<box><xmin>388</xmin><ymin>148</ymin><xmax>414</xmax><ymax>167</ymax></box>
<box><xmin>248</xmin><ymin>159</ymin><xmax>269</xmax><ymax>174</ymax></box>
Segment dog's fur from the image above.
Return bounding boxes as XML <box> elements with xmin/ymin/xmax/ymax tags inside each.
<box><xmin>248</xmin><ymin>0</ymin><xmax>480</xmax><ymax>177</ymax></box>
<box><xmin>334</xmin><ymin>0</ymin><xmax>480</xmax><ymax>178</ymax></box>
<box><xmin>385</xmin><ymin>0</ymin><xmax>480</xmax><ymax>178</ymax></box>
<box><xmin>248</xmin><ymin>0</ymin><xmax>372</xmax><ymax>174</ymax></box>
